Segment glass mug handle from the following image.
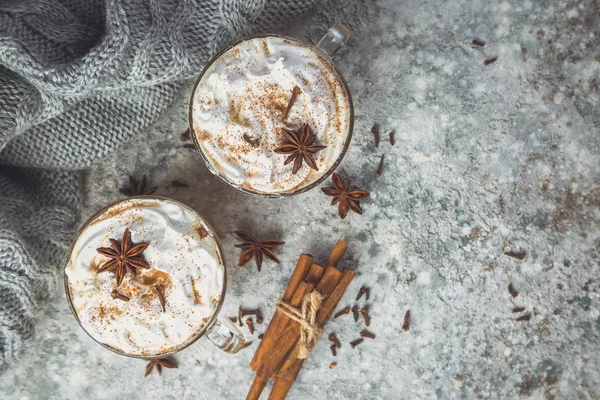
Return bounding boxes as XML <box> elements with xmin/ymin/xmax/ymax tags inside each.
<box><xmin>316</xmin><ymin>23</ymin><xmax>351</xmax><ymax>58</ymax></box>
<box><xmin>205</xmin><ymin>315</ymin><xmax>246</xmax><ymax>353</ymax></box>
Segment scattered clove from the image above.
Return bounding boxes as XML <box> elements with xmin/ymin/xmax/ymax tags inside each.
<box><xmin>360</xmin><ymin>329</ymin><xmax>376</xmax><ymax>339</ymax></box>
<box><xmin>484</xmin><ymin>56</ymin><xmax>498</xmax><ymax>66</ymax></box>
<box><xmin>402</xmin><ymin>310</ymin><xmax>410</xmax><ymax>332</ymax></box>
<box><xmin>110</xmin><ymin>290</ymin><xmax>130</xmax><ymax>302</ymax></box>
<box><xmin>329</xmin><ymin>362</ymin><xmax>337</xmax><ymax>369</ymax></box>
<box><xmin>356</xmin><ymin>287</ymin><xmax>368</xmax><ymax>301</ymax></box>
<box><xmin>375</xmin><ymin>155</ymin><xmax>385</xmax><ymax>178</ymax></box>
<box><xmin>330</xmin><ymin>344</ymin><xmax>337</xmax><ymax>356</ymax></box>
<box><xmin>171</xmin><ymin>180</ymin><xmax>189</xmax><ymax>188</ymax></box>
<box><xmin>155</xmin><ymin>286</ymin><xmax>166</xmax><ymax>312</ymax></box>
<box><xmin>365</xmin><ymin>287</ymin><xmax>370</xmax><ymax>300</ymax></box>
<box><xmin>351</xmin><ymin>305</ymin><xmax>359</xmax><ymax>322</ymax></box>
<box><xmin>246</xmin><ymin>318</ymin><xmax>255</xmax><ymax>334</ymax></box>
<box><xmin>389</xmin><ymin>131</ymin><xmax>395</xmax><ymax>146</ymax></box>
<box><xmin>183</xmin><ymin>143</ymin><xmax>195</xmax><ymax>149</ymax></box>
<box><xmin>360</xmin><ymin>307</ymin><xmax>370</xmax><ymax>327</ymax></box>
<box><xmin>371</xmin><ymin>124</ymin><xmax>380</xmax><ymax>147</ymax></box>
<box><xmin>284</xmin><ymin>86</ymin><xmax>302</xmax><ymax>118</ymax></box>
<box><xmin>504</xmin><ymin>250</ymin><xmax>526</xmax><ymax>260</ymax></box>
<box><xmin>508</xmin><ymin>283</ymin><xmax>519</xmax><ymax>298</ymax></box>
<box><xmin>350</xmin><ymin>338</ymin><xmax>364</xmax><ymax>349</ymax></box>
<box><xmin>243</xmin><ymin>341</ymin><xmax>253</xmax><ymax>349</ymax></box>
<box><xmin>328</xmin><ymin>334</ymin><xmax>341</xmax><ymax>348</ymax></box>
<box><xmin>238</xmin><ymin>307</ymin><xmax>262</xmax><ymax>326</ymax></box>
<box><xmin>180</xmin><ymin>129</ymin><xmax>190</xmax><ymax>141</ymax></box>
<box><xmin>472</xmin><ymin>39</ymin><xmax>485</xmax><ymax>47</ymax></box>
<box><xmin>334</xmin><ymin>306</ymin><xmax>350</xmax><ymax>319</ymax></box>
<box><xmin>229</xmin><ymin>316</ymin><xmax>238</xmax><ymax>323</ymax></box>
<box><xmin>258</xmin><ymin>333</ymin><xmax>264</xmax><ymax>340</ymax></box>
<box><xmin>516</xmin><ymin>314</ymin><xmax>532</xmax><ymax>322</ymax></box>
<box><xmin>512</xmin><ymin>307</ymin><xmax>525</xmax><ymax>313</ymax></box>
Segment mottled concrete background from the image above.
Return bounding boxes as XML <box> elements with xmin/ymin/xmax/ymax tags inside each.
<box><xmin>1</xmin><ymin>0</ymin><xmax>599</xmax><ymax>398</ymax></box>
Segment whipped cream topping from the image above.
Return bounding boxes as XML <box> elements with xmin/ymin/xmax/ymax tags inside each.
<box><xmin>191</xmin><ymin>36</ymin><xmax>352</xmax><ymax>194</ymax></box>
<box><xmin>65</xmin><ymin>198</ymin><xmax>225</xmax><ymax>356</ymax></box>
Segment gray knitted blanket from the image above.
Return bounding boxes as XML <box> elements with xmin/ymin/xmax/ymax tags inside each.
<box><xmin>0</xmin><ymin>0</ymin><xmax>321</xmax><ymax>371</ymax></box>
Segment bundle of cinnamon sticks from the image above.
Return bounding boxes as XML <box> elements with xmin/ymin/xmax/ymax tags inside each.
<box><xmin>246</xmin><ymin>240</ymin><xmax>356</xmax><ymax>400</ymax></box>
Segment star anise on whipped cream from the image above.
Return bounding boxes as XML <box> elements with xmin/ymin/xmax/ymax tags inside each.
<box><xmin>145</xmin><ymin>357</ymin><xmax>178</xmax><ymax>377</ymax></box>
<box><xmin>234</xmin><ymin>231</ymin><xmax>285</xmax><ymax>272</ymax></box>
<box><xmin>321</xmin><ymin>173</ymin><xmax>370</xmax><ymax>219</ymax></box>
<box><xmin>273</xmin><ymin>124</ymin><xmax>326</xmax><ymax>174</ymax></box>
<box><xmin>96</xmin><ymin>228</ymin><xmax>150</xmax><ymax>286</ymax></box>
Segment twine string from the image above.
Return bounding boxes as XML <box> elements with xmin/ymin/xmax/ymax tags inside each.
<box><xmin>275</xmin><ymin>291</ymin><xmax>324</xmax><ymax>359</ymax></box>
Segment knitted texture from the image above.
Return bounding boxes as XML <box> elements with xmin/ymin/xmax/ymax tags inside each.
<box><xmin>0</xmin><ymin>0</ymin><xmax>319</xmax><ymax>371</ymax></box>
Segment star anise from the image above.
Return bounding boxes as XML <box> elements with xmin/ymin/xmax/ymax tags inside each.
<box><xmin>145</xmin><ymin>357</ymin><xmax>178</xmax><ymax>377</ymax></box>
<box><xmin>321</xmin><ymin>173</ymin><xmax>370</xmax><ymax>219</ymax></box>
<box><xmin>96</xmin><ymin>228</ymin><xmax>151</xmax><ymax>286</ymax></box>
<box><xmin>273</xmin><ymin>124</ymin><xmax>326</xmax><ymax>174</ymax></box>
<box><xmin>234</xmin><ymin>231</ymin><xmax>285</xmax><ymax>272</ymax></box>
<box><xmin>119</xmin><ymin>175</ymin><xmax>158</xmax><ymax>197</ymax></box>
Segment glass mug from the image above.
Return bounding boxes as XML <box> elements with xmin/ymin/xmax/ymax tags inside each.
<box><xmin>64</xmin><ymin>196</ymin><xmax>245</xmax><ymax>360</ymax></box>
<box><xmin>188</xmin><ymin>24</ymin><xmax>354</xmax><ymax>197</ymax></box>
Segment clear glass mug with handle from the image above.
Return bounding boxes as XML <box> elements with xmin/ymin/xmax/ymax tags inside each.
<box><xmin>64</xmin><ymin>196</ymin><xmax>245</xmax><ymax>361</ymax></box>
<box><xmin>188</xmin><ymin>24</ymin><xmax>354</xmax><ymax>198</ymax></box>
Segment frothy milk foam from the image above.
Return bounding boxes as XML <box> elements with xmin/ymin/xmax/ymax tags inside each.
<box><xmin>191</xmin><ymin>36</ymin><xmax>351</xmax><ymax>194</ymax></box>
<box><xmin>65</xmin><ymin>198</ymin><xmax>225</xmax><ymax>356</ymax></box>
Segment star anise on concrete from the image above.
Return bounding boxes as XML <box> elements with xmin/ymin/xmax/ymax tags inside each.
<box><xmin>119</xmin><ymin>175</ymin><xmax>158</xmax><ymax>197</ymax></box>
<box><xmin>273</xmin><ymin>124</ymin><xmax>326</xmax><ymax>174</ymax></box>
<box><xmin>96</xmin><ymin>228</ymin><xmax>151</xmax><ymax>286</ymax></box>
<box><xmin>321</xmin><ymin>173</ymin><xmax>370</xmax><ymax>219</ymax></box>
<box><xmin>234</xmin><ymin>231</ymin><xmax>285</xmax><ymax>272</ymax></box>
<box><xmin>145</xmin><ymin>357</ymin><xmax>178</xmax><ymax>377</ymax></box>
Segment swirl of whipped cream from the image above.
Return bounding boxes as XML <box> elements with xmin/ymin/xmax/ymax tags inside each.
<box><xmin>65</xmin><ymin>198</ymin><xmax>224</xmax><ymax>356</ymax></box>
<box><xmin>191</xmin><ymin>36</ymin><xmax>352</xmax><ymax>194</ymax></box>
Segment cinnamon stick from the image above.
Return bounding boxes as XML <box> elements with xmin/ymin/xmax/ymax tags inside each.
<box><xmin>305</xmin><ymin>263</ymin><xmax>325</xmax><ymax>284</ymax></box>
<box><xmin>327</xmin><ymin>240</ymin><xmax>348</xmax><ymax>267</ymax></box>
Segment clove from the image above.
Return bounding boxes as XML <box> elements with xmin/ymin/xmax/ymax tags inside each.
<box><xmin>359</xmin><ymin>329</ymin><xmax>376</xmax><ymax>339</ymax></box>
<box><xmin>258</xmin><ymin>333</ymin><xmax>264</xmax><ymax>340</ymax></box>
<box><xmin>402</xmin><ymin>310</ymin><xmax>410</xmax><ymax>332</ymax></box>
<box><xmin>360</xmin><ymin>307</ymin><xmax>370</xmax><ymax>327</ymax></box>
<box><xmin>329</xmin><ymin>362</ymin><xmax>337</xmax><ymax>369</ymax></box>
<box><xmin>180</xmin><ymin>128</ymin><xmax>190</xmax><ymax>141</ymax></box>
<box><xmin>243</xmin><ymin>341</ymin><xmax>253</xmax><ymax>349</ymax></box>
<box><xmin>334</xmin><ymin>306</ymin><xmax>350</xmax><ymax>319</ymax></box>
<box><xmin>371</xmin><ymin>124</ymin><xmax>380</xmax><ymax>147</ymax></box>
<box><xmin>246</xmin><ymin>318</ymin><xmax>255</xmax><ymax>334</ymax></box>
<box><xmin>110</xmin><ymin>290</ymin><xmax>130</xmax><ymax>302</ymax></box>
<box><xmin>516</xmin><ymin>313</ymin><xmax>532</xmax><ymax>322</ymax></box>
<box><xmin>508</xmin><ymin>283</ymin><xmax>519</xmax><ymax>298</ymax></box>
<box><xmin>229</xmin><ymin>316</ymin><xmax>238</xmax><ymax>324</ymax></box>
<box><xmin>356</xmin><ymin>287</ymin><xmax>369</xmax><ymax>301</ymax></box>
<box><xmin>375</xmin><ymin>155</ymin><xmax>385</xmax><ymax>178</ymax></box>
<box><xmin>512</xmin><ymin>307</ymin><xmax>525</xmax><ymax>313</ymax></box>
<box><xmin>183</xmin><ymin>143</ymin><xmax>195</xmax><ymax>149</ymax></box>
<box><xmin>472</xmin><ymin>39</ymin><xmax>485</xmax><ymax>47</ymax></box>
<box><xmin>328</xmin><ymin>334</ymin><xmax>341</xmax><ymax>348</ymax></box>
<box><xmin>484</xmin><ymin>56</ymin><xmax>498</xmax><ymax>66</ymax></box>
<box><xmin>284</xmin><ymin>86</ymin><xmax>302</xmax><ymax>118</ymax></box>
<box><xmin>350</xmin><ymin>338</ymin><xmax>364</xmax><ymax>349</ymax></box>
<box><xmin>351</xmin><ymin>305</ymin><xmax>359</xmax><ymax>322</ymax></box>
<box><xmin>389</xmin><ymin>131</ymin><xmax>395</xmax><ymax>146</ymax></box>
<box><xmin>330</xmin><ymin>344</ymin><xmax>337</xmax><ymax>356</ymax></box>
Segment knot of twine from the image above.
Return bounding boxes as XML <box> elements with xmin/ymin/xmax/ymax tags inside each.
<box><xmin>275</xmin><ymin>291</ymin><xmax>324</xmax><ymax>359</ymax></box>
